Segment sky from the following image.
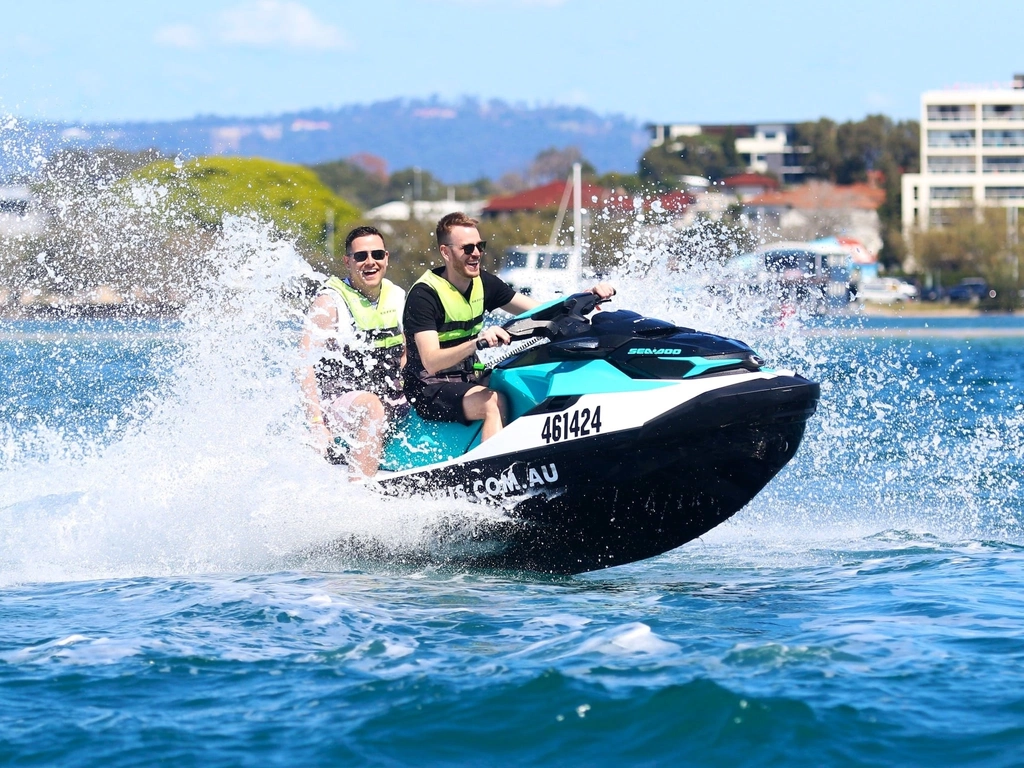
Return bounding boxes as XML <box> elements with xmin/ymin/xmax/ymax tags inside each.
<box><xmin>1</xmin><ymin>0</ymin><xmax>1023</xmax><ymax>126</ymax></box>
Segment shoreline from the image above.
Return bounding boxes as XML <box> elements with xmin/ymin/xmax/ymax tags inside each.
<box><xmin>857</xmin><ymin>303</ymin><xmax>1017</xmax><ymax>319</ymax></box>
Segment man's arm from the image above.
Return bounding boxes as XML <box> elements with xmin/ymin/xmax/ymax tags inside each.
<box><xmin>298</xmin><ymin>294</ymin><xmax>338</xmax><ymax>435</ymax></box>
<box><xmin>499</xmin><ymin>284</ymin><xmax>615</xmax><ymax>317</ymax></box>
<box><xmin>412</xmin><ymin>330</ymin><xmax>478</xmax><ymax>376</ymax></box>
<box><xmin>500</xmin><ymin>292</ymin><xmax>539</xmax><ymax>316</ymax></box>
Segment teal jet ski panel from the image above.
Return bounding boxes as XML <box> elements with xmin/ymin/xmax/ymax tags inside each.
<box><xmin>380</xmin><ymin>410</ymin><xmax>482</xmax><ymax>472</ymax></box>
<box><xmin>491</xmin><ymin>360</ymin><xmax>674</xmax><ymax>422</ymax></box>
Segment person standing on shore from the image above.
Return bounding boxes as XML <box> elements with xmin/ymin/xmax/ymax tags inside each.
<box><xmin>299</xmin><ymin>226</ymin><xmax>406</xmax><ymax>479</ymax></box>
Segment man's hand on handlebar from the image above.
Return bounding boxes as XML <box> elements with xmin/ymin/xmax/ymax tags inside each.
<box><xmin>476</xmin><ymin>325</ymin><xmax>511</xmax><ymax>349</ymax></box>
<box><xmin>586</xmin><ymin>282</ymin><xmax>616</xmax><ymax>300</ymax></box>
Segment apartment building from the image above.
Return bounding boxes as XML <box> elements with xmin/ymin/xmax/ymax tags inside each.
<box><xmin>902</xmin><ymin>74</ymin><xmax>1024</xmax><ymax>233</ymax></box>
<box><xmin>647</xmin><ymin>123</ymin><xmax>811</xmax><ymax>184</ymax></box>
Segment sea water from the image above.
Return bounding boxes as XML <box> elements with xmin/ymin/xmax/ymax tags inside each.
<box><xmin>2</xmin><ymin>220</ymin><xmax>1024</xmax><ymax>766</ymax></box>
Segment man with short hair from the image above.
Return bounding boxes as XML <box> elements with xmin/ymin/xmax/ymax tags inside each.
<box><xmin>402</xmin><ymin>212</ymin><xmax>613</xmax><ymax>442</ymax></box>
<box><xmin>300</xmin><ymin>226</ymin><xmax>406</xmax><ymax>478</ymax></box>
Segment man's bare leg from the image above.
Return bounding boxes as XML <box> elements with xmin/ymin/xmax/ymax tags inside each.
<box><xmin>345</xmin><ymin>393</ymin><xmax>387</xmax><ymax>480</ymax></box>
<box><xmin>462</xmin><ymin>386</ymin><xmax>508</xmax><ymax>442</ymax></box>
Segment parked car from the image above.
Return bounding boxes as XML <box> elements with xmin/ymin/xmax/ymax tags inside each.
<box><xmin>917</xmin><ymin>284</ymin><xmax>944</xmax><ymax>302</ymax></box>
<box><xmin>854</xmin><ymin>278</ymin><xmax>918</xmax><ymax>304</ymax></box>
<box><xmin>947</xmin><ymin>278</ymin><xmax>996</xmax><ymax>303</ymax></box>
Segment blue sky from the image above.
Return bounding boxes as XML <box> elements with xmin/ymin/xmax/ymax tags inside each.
<box><xmin>1</xmin><ymin>0</ymin><xmax>1022</xmax><ymax>125</ymax></box>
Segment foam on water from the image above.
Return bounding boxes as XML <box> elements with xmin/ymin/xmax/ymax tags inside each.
<box><xmin>0</xmin><ymin>212</ymin><xmax>505</xmax><ymax>584</ymax></box>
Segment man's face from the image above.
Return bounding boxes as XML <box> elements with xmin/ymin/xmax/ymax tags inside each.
<box><xmin>441</xmin><ymin>226</ymin><xmax>485</xmax><ymax>281</ymax></box>
<box><xmin>345</xmin><ymin>234</ymin><xmax>388</xmax><ymax>294</ymax></box>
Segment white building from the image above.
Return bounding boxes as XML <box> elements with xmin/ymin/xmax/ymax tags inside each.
<box><xmin>365</xmin><ymin>198</ymin><xmax>486</xmax><ymax>221</ymax></box>
<box><xmin>647</xmin><ymin>123</ymin><xmax>811</xmax><ymax>184</ymax></box>
<box><xmin>902</xmin><ymin>74</ymin><xmax>1024</xmax><ymax>233</ymax></box>
<box><xmin>0</xmin><ymin>185</ymin><xmax>48</xmax><ymax>238</ymax></box>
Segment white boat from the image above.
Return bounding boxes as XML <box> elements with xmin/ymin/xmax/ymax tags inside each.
<box><xmin>497</xmin><ymin>163</ymin><xmax>588</xmax><ymax>301</ymax></box>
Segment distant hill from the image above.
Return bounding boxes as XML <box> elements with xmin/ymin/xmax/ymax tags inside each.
<box><xmin>11</xmin><ymin>98</ymin><xmax>648</xmax><ymax>183</ymax></box>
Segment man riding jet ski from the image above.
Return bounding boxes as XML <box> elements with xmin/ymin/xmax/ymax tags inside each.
<box><xmin>355</xmin><ymin>290</ymin><xmax>820</xmax><ymax>575</ymax></box>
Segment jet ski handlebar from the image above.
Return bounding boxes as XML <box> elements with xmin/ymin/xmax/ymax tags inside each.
<box><xmin>503</xmin><ymin>292</ymin><xmax>610</xmax><ymax>342</ymax></box>
<box><xmin>475</xmin><ymin>292</ymin><xmax>612</xmax><ymax>350</ymax></box>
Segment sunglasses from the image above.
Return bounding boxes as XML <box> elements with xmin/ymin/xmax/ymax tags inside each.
<box><xmin>349</xmin><ymin>249</ymin><xmax>387</xmax><ymax>263</ymax></box>
<box><xmin>450</xmin><ymin>241</ymin><xmax>487</xmax><ymax>256</ymax></box>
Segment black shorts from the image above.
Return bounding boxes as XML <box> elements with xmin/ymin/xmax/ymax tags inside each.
<box><xmin>405</xmin><ymin>379</ymin><xmax>480</xmax><ymax>425</ymax></box>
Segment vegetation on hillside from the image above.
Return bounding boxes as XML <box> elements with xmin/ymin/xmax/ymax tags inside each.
<box><xmin>131</xmin><ymin>156</ymin><xmax>360</xmax><ymax>263</ymax></box>
<box><xmin>311</xmin><ymin>157</ymin><xmax>495</xmax><ymax>209</ymax></box>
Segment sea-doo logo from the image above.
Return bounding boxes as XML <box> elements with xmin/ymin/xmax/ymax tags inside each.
<box><xmin>628</xmin><ymin>347</ymin><xmax>683</xmax><ymax>356</ymax></box>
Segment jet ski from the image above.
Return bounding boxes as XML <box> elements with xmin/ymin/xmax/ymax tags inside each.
<box><xmin>363</xmin><ymin>292</ymin><xmax>819</xmax><ymax>575</ymax></box>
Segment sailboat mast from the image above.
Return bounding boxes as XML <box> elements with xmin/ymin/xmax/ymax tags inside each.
<box><xmin>572</xmin><ymin>162</ymin><xmax>582</xmax><ymax>255</ymax></box>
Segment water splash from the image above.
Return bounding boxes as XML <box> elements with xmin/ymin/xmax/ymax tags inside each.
<box><xmin>2</xmin><ymin>121</ymin><xmax>1022</xmax><ymax>585</ymax></box>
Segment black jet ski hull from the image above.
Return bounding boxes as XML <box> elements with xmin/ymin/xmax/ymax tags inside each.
<box><xmin>373</xmin><ymin>374</ymin><xmax>818</xmax><ymax>574</ymax></box>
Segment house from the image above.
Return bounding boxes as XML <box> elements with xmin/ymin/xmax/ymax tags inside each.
<box><xmin>721</xmin><ymin>173</ymin><xmax>780</xmax><ymax>200</ymax></box>
<box><xmin>481</xmin><ymin>180</ymin><xmax>613</xmax><ymax>216</ymax></box>
<box><xmin>365</xmin><ymin>198</ymin><xmax>486</xmax><ymax>221</ymax></box>
<box><xmin>483</xmin><ymin>181</ymin><xmax>694</xmax><ymax>219</ymax></box>
<box><xmin>0</xmin><ymin>185</ymin><xmax>48</xmax><ymax>238</ymax></box>
<box><xmin>646</xmin><ymin>123</ymin><xmax>812</xmax><ymax>184</ymax></box>
<box><xmin>745</xmin><ymin>181</ymin><xmax>886</xmax><ymax>255</ymax></box>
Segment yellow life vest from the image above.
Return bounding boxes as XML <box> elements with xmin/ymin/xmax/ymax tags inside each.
<box><xmin>316</xmin><ymin>277</ymin><xmax>404</xmax><ymax>401</ymax></box>
<box><xmin>412</xmin><ymin>270</ymin><xmax>484</xmax><ymax>348</ymax></box>
<box><xmin>324</xmin><ymin>276</ymin><xmax>402</xmax><ymax>349</ymax></box>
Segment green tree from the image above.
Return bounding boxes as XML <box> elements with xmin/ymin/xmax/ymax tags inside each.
<box><xmin>310</xmin><ymin>158</ymin><xmax>389</xmax><ymax>209</ymax></box>
<box><xmin>130</xmin><ymin>156</ymin><xmax>360</xmax><ymax>263</ymax></box>
<box><xmin>914</xmin><ymin>206</ymin><xmax>1023</xmax><ymax>307</ymax></box>
<box><xmin>527</xmin><ymin>146</ymin><xmax>596</xmax><ymax>185</ymax></box>
<box><xmin>638</xmin><ymin>134</ymin><xmax>735</xmax><ymax>190</ymax></box>
<box><xmin>386</xmin><ymin>167</ymin><xmax>448</xmax><ymax>201</ymax></box>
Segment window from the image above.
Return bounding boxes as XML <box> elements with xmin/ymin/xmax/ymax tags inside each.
<box><xmin>928</xmin><ymin>156</ymin><xmax>976</xmax><ymax>173</ymax></box>
<box><xmin>982</xmin><ymin>156</ymin><xmax>1024</xmax><ymax>173</ymax></box>
<box><xmin>983</xmin><ymin>129</ymin><xmax>1024</xmax><ymax>147</ymax></box>
<box><xmin>927</xmin><ymin>104</ymin><xmax>976</xmax><ymax>122</ymax></box>
<box><xmin>504</xmin><ymin>251</ymin><xmax>529</xmax><ymax>269</ymax></box>
<box><xmin>928</xmin><ymin>129</ymin><xmax>976</xmax><ymax>148</ymax></box>
<box><xmin>0</xmin><ymin>200</ymin><xmax>29</xmax><ymax>216</ymax></box>
<box><xmin>546</xmin><ymin>253</ymin><xmax>569</xmax><ymax>270</ymax></box>
<box><xmin>985</xmin><ymin>187</ymin><xmax>1024</xmax><ymax>200</ymax></box>
<box><xmin>930</xmin><ymin>187</ymin><xmax>973</xmax><ymax>200</ymax></box>
<box><xmin>764</xmin><ymin>250</ymin><xmax>815</xmax><ymax>275</ymax></box>
<box><xmin>983</xmin><ymin>104</ymin><xmax>1024</xmax><ymax>121</ymax></box>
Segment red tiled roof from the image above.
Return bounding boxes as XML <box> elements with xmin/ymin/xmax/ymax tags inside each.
<box><xmin>484</xmin><ymin>180</ymin><xmax>613</xmax><ymax>213</ymax></box>
<box><xmin>747</xmin><ymin>181</ymin><xmax>885</xmax><ymax>211</ymax></box>
<box><xmin>602</xmin><ymin>190</ymin><xmax>695</xmax><ymax>213</ymax></box>
<box><xmin>722</xmin><ymin>173</ymin><xmax>780</xmax><ymax>190</ymax></box>
<box><xmin>484</xmin><ymin>181</ymin><xmax>694</xmax><ymax>215</ymax></box>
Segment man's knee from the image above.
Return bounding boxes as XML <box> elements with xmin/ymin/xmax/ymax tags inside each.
<box><xmin>462</xmin><ymin>387</ymin><xmax>506</xmax><ymax>422</ymax></box>
<box><xmin>350</xmin><ymin>392</ymin><xmax>386</xmax><ymax>422</ymax></box>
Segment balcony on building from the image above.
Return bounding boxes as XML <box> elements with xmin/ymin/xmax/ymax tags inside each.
<box><xmin>927</xmin><ymin>129</ymin><xmax>976</xmax><ymax>148</ymax></box>
<box><xmin>985</xmin><ymin>186</ymin><xmax>1024</xmax><ymax>200</ymax></box>
<box><xmin>982</xmin><ymin>104</ymin><xmax>1024</xmax><ymax>121</ymax></box>
<box><xmin>930</xmin><ymin>186</ymin><xmax>974</xmax><ymax>202</ymax></box>
<box><xmin>982</xmin><ymin>129</ymin><xmax>1024</xmax><ymax>147</ymax></box>
<box><xmin>982</xmin><ymin>156</ymin><xmax>1024</xmax><ymax>173</ymax></box>
<box><xmin>927</xmin><ymin>156</ymin><xmax>977</xmax><ymax>174</ymax></box>
<box><xmin>927</xmin><ymin>104</ymin><xmax>977</xmax><ymax>122</ymax></box>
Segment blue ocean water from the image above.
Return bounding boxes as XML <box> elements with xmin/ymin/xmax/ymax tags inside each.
<box><xmin>3</xmin><ymin>287</ymin><xmax>1024</xmax><ymax>765</ymax></box>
